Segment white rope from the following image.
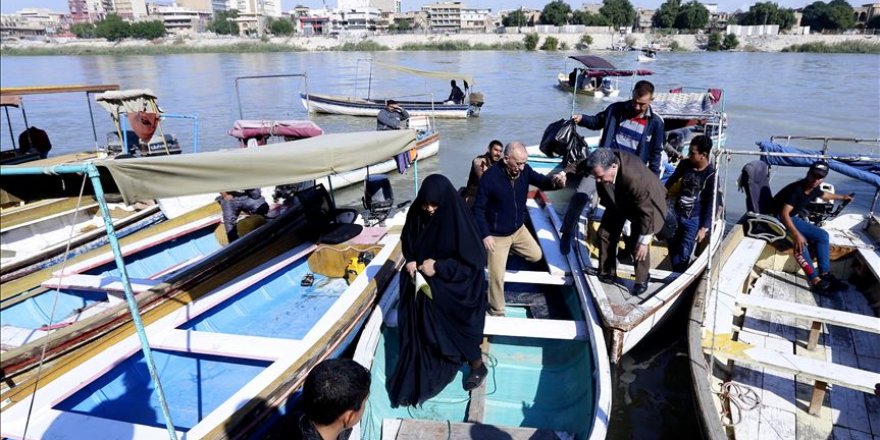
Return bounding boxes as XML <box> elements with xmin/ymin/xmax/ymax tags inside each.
<box><xmin>713</xmin><ymin>380</ymin><xmax>761</xmax><ymax>426</ymax></box>
<box><xmin>22</xmin><ymin>172</ymin><xmax>89</xmax><ymax>440</ymax></box>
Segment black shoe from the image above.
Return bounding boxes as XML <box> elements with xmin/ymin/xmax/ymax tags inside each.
<box><xmin>631</xmin><ymin>282</ymin><xmax>649</xmax><ymax>296</ymax></box>
<box><xmin>464</xmin><ymin>364</ymin><xmax>488</xmax><ymax>391</ymax></box>
<box><xmin>810</xmin><ymin>278</ymin><xmax>832</xmax><ymax>295</ymax></box>
<box><xmin>820</xmin><ymin>273</ymin><xmax>847</xmax><ymax>292</ymax></box>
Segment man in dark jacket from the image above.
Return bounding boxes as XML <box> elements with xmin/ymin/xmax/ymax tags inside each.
<box><xmin>664</xmin><ymin>135</ymin><xmax>716</xmax><ymax>272</ymax></box>
<box><xmin>376</xmin><ymin>100</ymin><xmax>410</xmax><ymax>131</ymax></box>
<box><xmin>571</xmin><ymin>80</ymin><xmax>665</xmax><ymax>175</ymax></box>
<box><xmin>473</xmin><ymin>142</ymin><xmax>566</xmax><ymax>316</ymax></box>
<box><xmin>583</xmin><ymin>148</ymin><xmax>668</xmax><ymax>295</ymax></box>
<box><xmin>447</xmin><ymin>80</ymin><xmax>465</xmax><ymax>104</ymax></box>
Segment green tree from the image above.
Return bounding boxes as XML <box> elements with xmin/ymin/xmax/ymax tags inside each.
<box><xmin>129</xmin><ymin>20</ymin><xmax>166</xmax><ymax>39</ymax></box>
<box><xmin>524</xmin><ymin>32</ymin><xmax>540</xmax><ymax>50</ymax></box>
<box><xmin>70</xmin><ymin>23</ymin><xmax>96</xmax><ymax>38</ymax></box>
<box><xmin>572</xmin><ymin>10</ymin><xmax>611</xmax><ymax>25</ymax></box>
<box><xmin>269</xmin><ymin>17</ymin><xmax>294</xmax><ymax>35</ymax></box>
<box><xmin>541</xmin><ymin>0</ymin><xmax>572</xmax><ymax>26</ymax></box>
<box><xmin>826</xmin><ymin>0</ymin><xmax>856</xmax><ymax>30</ymax></box>
<box><xmin>674</xmin><ymin>0</ymin><xmax>709</xmax><ymax>31</ymax></box>
<box><xmin>579</xmin><ymin>34</ymin><xmax>593</xmax><ymax>46</ymax></box>
<box><xmin>540</xmin><ymin>35</ymin><xmax>560</xmax><ymax>49</ymax></box>
<box><xmin>722</xmin><ymin>33</ymin><xmax>739</xmax><ymax>49</ymax></box>
<box><xmin>208</xmin><ymin>10</ymin><xmax>239</xmax><ymax>35</ymax></box>
<box><xmin>95</xmin><ymin>14</ymin><xmax>131</xmax><ymax>41</ymax></box>
<box><xmin>802</xmin><ymin>0</ymin><xmax>855</xmax><ymax>32</ymax></box>
<box><xmin>396</xmin><ymin>20</ymin><xmax>412</xmax><ymax>32</ymax></box>
<box><xmin>652</xmin><ymin>0</ymin><xmax>680</xmax><ymax>29</ymax></box>
<box><xmin>503</xmin><ymin>9</ymin><xmax>529</xmax><ymax>27</ymax></box>
<box><xmin>706</xmin><ymin>32</ymin><xmax>722</xmax><ymax>50</ymax></box>
<box><xmin>599</xmin><ymin>0</ymin><xmax>636</xmax><ymax>29</ymax></box>
<box><xmin>739</xmin><ymin>2</ymin><xmax>796</xmax><ymax>30</ymax></box>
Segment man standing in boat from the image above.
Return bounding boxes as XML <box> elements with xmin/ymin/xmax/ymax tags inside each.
<box><xmin>473</xmin><ymin>142</ymin><xmax>566</xmax><ymax>316</ymax></box>
<box><xmin>377</xmin><ymin>100</ymin><xmax>410</xmax><ymax>131</ymax></box>
<box><xmin>773</xmin><ymin>161</ymin><xmax>853</xmax><ymax>294</ymax></box>
<box><xmin>447</xmin><ymin>80</ymin><xmax>465</xmax><ymax>104</ymax></box>
<box><xmin>570</xmin><ymin>80</ymin><xmax>665</xmax><ymax>176</ymax></box>
<box><xmin>580</xmin><ymin>148</ymin><xmax>667</xmax><ymax>296</ymax></box>
<box><xmin>664</xmin><ymin>135</ymin><xmax>717</xmax><ymax>273</ymax></box>
<box><xmin>460</xmin><ymin>139</ymin><xmax>503</xmax><ymax>207</ymax></box>
<box><xmin>219</xmin><ymin>188</ymin><xmax>269</xmax><ymax>243</ymax></box>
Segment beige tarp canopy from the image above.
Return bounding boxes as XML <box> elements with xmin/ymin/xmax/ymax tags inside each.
<box><xmin>95</xmin><ymin>89</ymin><xmax>162</xmax><ymax>117</ymax></box>
<box><xmin>373</xmin><ymin>61</ymin><xmax>475</xmax><ymax>86</ymax></box>
<box><xmin>95</xmin><ymin>130</ymin><xmax>417</xmax><ymax>204</ymax></box>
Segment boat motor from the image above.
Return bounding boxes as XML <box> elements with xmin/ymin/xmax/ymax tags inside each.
<box><xmin>467</xmin><ymin>92</ymin><xmax>484</xmax><ymax>117</ymax></box>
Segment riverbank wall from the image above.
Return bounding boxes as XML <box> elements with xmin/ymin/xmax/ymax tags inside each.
<box><xmin>2</xmin><ymin>32</ymin><xmax>877</xmax><ymax>54</ymax></box>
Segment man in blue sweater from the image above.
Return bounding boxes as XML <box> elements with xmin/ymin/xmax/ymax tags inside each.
<box><xmin>571</xmin><ymin>80</ymin><xmax>665</xmax><ymax>176</ymax></box>
<box><xmin>473</xmin><ymin>142</ymin><xmax>566</xmax><ymax>316</ymax></box>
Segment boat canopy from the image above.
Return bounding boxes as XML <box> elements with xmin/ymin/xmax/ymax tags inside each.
<box><xmin>95</xmin><ymin>89</ymin><xmax>162</xmax><ymax>117</ymax></box>
<box><xmin>651</xmin><ymin>92</ymin><xmax>720</xmax><ymax>119</ymax></box>
<box><xmin>1</xmin><ymin>130</ymin><xmax>417</xmax><ymax>204</ymax></box>
<box><xmin>568</xmin><ymin>55</ymin><xmax>652</xmax><ymax>77</ymax></box>
<box><xmin>373</xmin><ymin>61</ymin><xmax>475</xmax><ymax>86</ymax></box>
<box><xmin>0</xmin><ymin>84</ymin><xmax>120</xmax><ymax>96</ymax></box>
<box><xmin>758</xmin><ymin>140</ymin><xmax>880</xmax><ymax>188</ymax></box>
<box><xmin>0</xmin><ymin>95</ymin><xmax>22</xmax><ymax>107</ymax></box>
<box><xmin>228</xmin><ymin>120</ymin><xmax>324</xmax><ymax>140</ymax></box>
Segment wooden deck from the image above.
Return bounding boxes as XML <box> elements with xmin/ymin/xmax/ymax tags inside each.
<box><xmin>725</xmin><ymin>270</ymin><xmax>880</xmax><ymax>439</ymax></box>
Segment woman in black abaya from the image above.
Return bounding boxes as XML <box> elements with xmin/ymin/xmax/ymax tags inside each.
<box><xmin>388</xmin><ymin>174</ymin><xmax>488</xmax><ymax>408</ymax></box>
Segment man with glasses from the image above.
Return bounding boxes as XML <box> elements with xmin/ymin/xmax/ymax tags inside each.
<box><xmin>473</xmin><ymin>142</ymin><xmax>566</xmax><ymax>316</ymax></box>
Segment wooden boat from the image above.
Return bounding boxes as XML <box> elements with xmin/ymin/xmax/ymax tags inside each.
<box><xmin>0</xmin><ymin>130</ymin><xmax>420</xmax><ymax>439</ymax></box>
<box><xmin>351</xmin><ymin>191</ymin><xmax>612</xmax><ymax>439</ymax></box>
<box><xmin>689</xmin><ymin>138</ymin><xmax>880</xmax><ymax>439</ymax></box>
<box><xmin>301</xmin><ymin>60</ymin><xmax>484</xmax><ymax>118</ymax></box>
<box><xmin>557</xmin><ymin>55</ymin><xmax>653</xmax><ymax>98</ymax></box>
<box><xmin>637</xmin><ymin>49</ymin><xmax>657</xmax><ymax>63</ymax></box>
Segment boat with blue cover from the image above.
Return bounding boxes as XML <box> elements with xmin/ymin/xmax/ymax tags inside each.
<box><xmin>0</xmin><ymin>130</ymin><xmax>420</xmax><ymax>439</ymax></box>
<box><xmin>689</xmin><ymin>137</ymin><xmax>880</xmax><ymax>439</ymax></box>
<box><xmin>351</xmin><ymin>191</ymin><xmax>612</xmax><ymax>440</ymax></box>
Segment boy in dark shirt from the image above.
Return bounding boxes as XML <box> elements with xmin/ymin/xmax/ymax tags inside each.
<box><xmin>772</xmin><ymin>161</ymin><xmax>853</xmax><ymax>293</ymax></box>
<box><xmin>664</xmin><ymin>135</ymin><xmax>716</xmax><ymax>272</ymax></box>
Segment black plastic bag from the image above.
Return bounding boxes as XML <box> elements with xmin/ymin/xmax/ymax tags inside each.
<box><xmin>539</xmin><ymin>118</ymin><xmax>588</xmax><ymax>169</ymax></box>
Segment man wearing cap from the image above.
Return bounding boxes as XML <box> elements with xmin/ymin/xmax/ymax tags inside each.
<box><xmin>772</xmin><ymin>161</ymin><xmax>854</xmax><ymax>293</ymax></box>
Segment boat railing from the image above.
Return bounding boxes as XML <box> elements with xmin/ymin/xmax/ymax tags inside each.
<box><xmin>234</xmin><ymin>73</ymin><xmax>309</xmax><ymax>121</ymax></box>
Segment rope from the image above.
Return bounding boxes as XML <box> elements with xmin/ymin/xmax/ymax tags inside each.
<box><xmin>706</xmin><ymin>150</ymin><xmax>732</xmax><ymax>386</ymax></box>
<box><xmin>22</xmin><ymin>172</ymin><xmax>89</xmax><ymax>440</ymax></box>
<box><xmin>713</xmin><ymin>381</ymin><xmax>761</xmax><ymax>426</ymax></box>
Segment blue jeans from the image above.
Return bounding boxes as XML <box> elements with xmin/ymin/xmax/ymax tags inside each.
<box><xmin>670</xmin><ymin>212</ymin><xmax>700</xmax><ymax>273</ymax></box>
<box><xmin>791</xmin><ymin>216</ymin><xmax>830</xmax><ymax>279</ymax></box>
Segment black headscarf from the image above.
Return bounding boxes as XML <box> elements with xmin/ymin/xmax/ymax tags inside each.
<box><xmin>389</xmin><ymin>174</ymin><xmax>487</xmax><ymax>408</ymax></box>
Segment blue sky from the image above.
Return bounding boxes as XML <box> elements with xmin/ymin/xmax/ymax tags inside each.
<box><xmin>0</xmin><ymin>0</ymin><xmax>866</xmax><ymax>15</ymax></box>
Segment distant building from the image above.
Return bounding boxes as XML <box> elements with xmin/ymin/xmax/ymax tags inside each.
<box><xmin>853</xmin><ymin>3</ymin><xmax>880</xmax><ymax>27</ymax></box>
<box><xmin>461</xmin><ymin>8</ymin><xmax>490</xmax><ymax>33</ymax></box>
<box><xmin>1</xmin><ymin>8</ymin><xmax>69</xmax><ymax>37</ymax></box>
<box><xmin>339</xmin><ymin>0</ymin><xmax>400</xmax><ymax>14</ymax></box>
<box><xmin>149</xmin><ymin>5</ymin><xmax>212</xmax><ymax>34</ymax></box>
<box><xmin>422</xmin><ymin>1</ymin><xmax>463</xmax><ymax>33</ymax></box>
<box><xmin>68</xmin><ymin>0</ymin><xmax>109</xmax><ymax>23</ymax></box>
<box><xmin>113</xmin><ymin>0</ymin><xmax>148</xmax><ymax>19</ymax></box>
<box><xmin>635</xmin><ymin>8</ymin><xmax>653</xmax><ymax>31</ymax></box>
<box><xmin>176</xmin><ymin>0</ymin><xmax>213</xmax><ymax>13</ymax></box>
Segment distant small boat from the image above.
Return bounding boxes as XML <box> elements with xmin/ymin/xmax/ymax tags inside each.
<box><xmin>558</xmin><ymin>55</ymin><xmax>653</xmax><ymax>98</ymax></box>
<box><xmin>302</xmin><ymin>60</ymin><xmax>484</xmax><ymax>118</ymax></box>
<box><xmin>638</xmin><ymin>49</ymin><xmax>658</xmax><ymax>62</ymax></box>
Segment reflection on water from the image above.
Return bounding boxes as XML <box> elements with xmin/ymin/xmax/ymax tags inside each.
<box><xmin>1</xmin><ymin>50</ymin><xmax>878</xmax><ymax>437</ymax></box>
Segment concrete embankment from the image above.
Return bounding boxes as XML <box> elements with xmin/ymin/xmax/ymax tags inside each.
<box><xmin>2</xmin><ymin>32</ymin><xmax>877</xmax><ymax>54</ymax></box>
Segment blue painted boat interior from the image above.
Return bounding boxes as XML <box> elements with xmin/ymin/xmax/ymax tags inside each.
<box><xmin>54</xmin><ymin>349</ymin><xmax>270</xmax><ymax>431</ymax></box>
<box><xmin>362</xmin><ymin>285</ymin><xmax>595</xmax><ymax>440</ymax></box>
<box><xmin>1</xmin><ymin>226</ymin><xmax>220</xmax><ymax>330</ymax></box>
<box><xmin>180</xmin><ymin>256</ymin><xmax>348</xmax><ymax>339</ymax></box>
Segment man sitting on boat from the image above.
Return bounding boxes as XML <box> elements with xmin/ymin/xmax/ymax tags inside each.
<box><xmin>571</xmin><ymin>80</ymin><xmax>665</xmax><ymax>176</ymax></box>
<box><xmin>294</xmin><ymin>358</ymin><xmax>370</xmax><ymax>440</ymax></box>
<box><xmin>473</xmin><ymin>142</ymin><xmax>566</xmax><ymax>316</ymax></box>
<box><xmin>664</xmin><ymin>135</ymin><xmax>716</xmax><ymax>273</ymax></box>
<box><xmin>376</xmin><ymin>100</ymin><xmax>410</xmax><ymax>131</ymax></box>
<box><xmin>773</xmin><ymin>161</ymin><xmax>853</xmax><ymax>294</ymax></box>
<box><xmin>580</xmin><ymin>148</ymin><xmax>667</xmax><ymax>296</ymax></box>
<box><xmin>460</xmin><ymin>139</ymin><xmax>503</xmax><ymax>207</ymax></box>
<box><xmin>219</xmin><ymin>188</ymin><xmax>269</xmax><ymax>242</ymax></box>
<box><xmin>447</xmin><ymin>80</ymin><xmax>465</xmax><ymax>105</ymax></box>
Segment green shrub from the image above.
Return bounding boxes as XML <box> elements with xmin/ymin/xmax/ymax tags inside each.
<box><xmin>706</xmin><ymin>32</ymin><xmax>722</xmax><ymax>51</ymax></box>
<box><xmin>540</xmin><ymin>36</ymin><xmax>559</xmax><ymax>50</ymax></box>
<box><xmin>579</xmin><ymin>34</ymin><xmax>593</xmax><ymax>46</ymax></box>
<box><xmin>782</xmin><ymin>40</ymin><xmax>880</xmax><ymax>54</ymax></box>
<box><xmin>668</xmin><ymin>40</ymin><xmax>682</xmax><ymax>51</ymax></box>
<box><xmin>337</xmin><ymin>40</ymin><xmax>390</xmax><ymax>51</ymax></box>
<box><xmin>722</xmin><ymin>33</ymin><xmax>739</xmax><ymax>50</ymax></box>
<box><xmin>524</xmin><ymin>33</ymin><xmax>540</xmax><ymax>50</ymax></box>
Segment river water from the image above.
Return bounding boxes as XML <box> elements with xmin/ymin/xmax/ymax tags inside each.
<box><xmin>1</xmin><ymin>51</ymin><xmax>879</xmax><ymax>437</ymax></box>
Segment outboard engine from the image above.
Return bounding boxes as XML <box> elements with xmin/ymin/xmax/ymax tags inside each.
<box><xmin>363</xmin><ymin>175</ymin><xmax>394</xmax><ymax>215</ymax></box>
<box><xmin>467</xmin><ymin>92</ymin><xmax>484</xmax><ymax>117</ymax></box>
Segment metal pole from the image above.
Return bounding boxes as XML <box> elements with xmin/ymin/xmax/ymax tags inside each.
<box><xmin>4</xmin><ymin>106</ymin><xmax>15</xmax><ymax>149</ymax></box>
<box><xmin>85</xmin><ymin>164</ymin><xmax>178</xmax><ymax>440</ymax></box>
<box><xmin>367</xmin><ymin>59</ymin><xmax>374</xmax><ymax>101</ymax></box>
<box><xmin>722</xmin><ymin>149</ymin><xmax>880</xmax><ymax>162</ymax></box>
<box><xmin>86</xmin><ymin>92</ymin><xmax>100</xmax><ymax>151</ymax></box>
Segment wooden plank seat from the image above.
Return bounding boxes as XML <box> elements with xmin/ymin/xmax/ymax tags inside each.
<box><xmin>384</xmin><ymin>418</ymin><xmax>569</xmax><ymax>440</ymax></box>
<box><xmin>484</xmin><ymin>316</ymin><xmax>587</xmax><ymax>341</ymax></box>
<box><xmin>736</xmin><ymin>293</ymin><xmax>880</xmax><ymax>350</ymax></box>
<box><xmin>704</xmin><ymin>333</ymin><xmax>880</xmax><ymax>416</ymax></box>
<box><xmin>703</xmin><ymin>236</ymin><xmax>766</xmax><ymax>335</ymax></box>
